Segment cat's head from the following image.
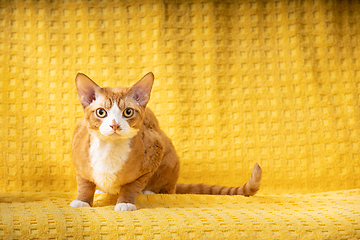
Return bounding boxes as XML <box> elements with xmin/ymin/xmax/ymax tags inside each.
<box><xmin>75</xmin><ymin>72</ymin><xmax>154</xmax><ymax>140</ymax></box>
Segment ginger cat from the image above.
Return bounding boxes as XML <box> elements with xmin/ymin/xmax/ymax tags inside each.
<box><xmin>70</xmin><ymin>72</ymin><xmax>262</xmax><ymax>211</ymax></box>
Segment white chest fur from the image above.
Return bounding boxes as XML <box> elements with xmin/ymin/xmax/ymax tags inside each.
<box><xmin>89</xmin><ymin>135</ymin><xmax>131</xmax><ymax>194</ymax></box>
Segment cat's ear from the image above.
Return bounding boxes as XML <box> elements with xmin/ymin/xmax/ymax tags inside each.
<box><xmin>128</xmin><ymin>72</ymin><xmax>154</xmax><ymax>107</ymax></box>
<box><xmin>75</xmin><ymin>73</ymin><xmax>101</xmax><ymax>108</ymax></box>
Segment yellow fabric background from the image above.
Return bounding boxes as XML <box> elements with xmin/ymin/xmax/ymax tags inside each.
<box><xmin>0</xmin><ymin>0</ymin><xmax>359</xmax><ymax>239</ymax></box>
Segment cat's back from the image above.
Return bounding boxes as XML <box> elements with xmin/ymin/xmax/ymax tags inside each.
<box><xmin>72</xmin><ymin>119</ymin><xmax>91</xmax><ymax>157</ymax></box>
<box><xmin>142</xmin><ymin>107</ymin><xmax>177</xmax><ymax>151</ymax></box>
<box><xmin>73</xmin><ymin>119</ymin><xmax>89</xmax><ymax>142</ymax></box>
<box><xmin>142</xmin><ymin>108</ymin><xmax>161</xmax><ymax>131</ymax></box>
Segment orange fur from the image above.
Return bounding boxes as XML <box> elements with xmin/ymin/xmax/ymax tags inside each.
<box><xmin>176</xmin><ymin>163</ymin><xmax>262</xmax><ymax>196</ymax></box>
<box><xmin>71</xmin><ymin>72</ymin><xmax>262</xmax><ymax>211</ymax></box>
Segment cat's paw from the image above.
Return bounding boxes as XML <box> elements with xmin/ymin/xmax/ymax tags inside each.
<box><xmin>141</xmin><ymin>190</ymin><xmax>156</xmax><ymax>195</ymax></box>
<box><xmin>70</xmin><ymin>200</ymin><xmax>91</xmax><ymax>208</ymax></box>
<box><xmin>114</xmin><ymin>203</ymin><xmax>137</xmax><ymax>211</ymax></box>
<box><xmin>95</xmin><ymin>190</ymin><xmax>106</xmax><ymax>194</ymax></box>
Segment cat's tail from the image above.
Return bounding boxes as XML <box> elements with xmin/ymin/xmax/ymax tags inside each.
<box><xmin>176</xmin><ymin>163</ymin><xmax>262</xmax><ymax>196</ymax></box>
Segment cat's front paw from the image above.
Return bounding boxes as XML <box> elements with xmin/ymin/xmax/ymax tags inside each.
<box><xmin>114</xmin><ymin>203</ymin><xmax>137</xmax><ymax>211</ymax></box>
<box><xmin>70</xmin><ymin>200</ymin><xmax>91</xmax><ymax>208</ymax></box>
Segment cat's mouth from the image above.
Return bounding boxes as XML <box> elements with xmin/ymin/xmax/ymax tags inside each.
<box><xmin>109</xmin><ymin>132</ymin><xmax>121</xmax><ymax>138</ymax></box>
<box><xmin>96</xmin><ymin>131</ymin><xmax>122</xmax><ymax>139</ymax></box>
<box><xmin>108</xmin><ymin>131</ymin><xmax>129</xmax><ymax>139</ymax></box>
<box><xmin>97</xmin><ymin>128</ymin><xmax>139</xmax><ymax>140</ymax></box>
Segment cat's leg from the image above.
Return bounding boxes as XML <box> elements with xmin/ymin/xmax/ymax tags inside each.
<box><xmin>115</xmin><ymin>173</ymin><xmax>152</xmax><ymax>211</ymax></box>
<box><xmin>145</xmin><ymin>150</ymin><xmax>180</xmax><ymax>195</ymax></box>
<box><xmin>70</xmin><ymin>174</ymin><xmax>96</xmax><ymax>208</ymax></box>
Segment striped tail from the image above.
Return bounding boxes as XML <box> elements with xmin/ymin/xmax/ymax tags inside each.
<box><xmin>176</xmin><ymin>163</ymin><xmax>262</xmax><ymax>196</ymax></box>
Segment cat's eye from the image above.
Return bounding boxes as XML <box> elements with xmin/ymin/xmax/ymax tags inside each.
<box><xmin>123</xmin><ymin>108</ymin><xmax>134</xmax><ymax>118</ymax></box>
<box><xmin>95</xmin><ymin>108</ymin><xmax>107</xmax><ymax>118</ymax></box>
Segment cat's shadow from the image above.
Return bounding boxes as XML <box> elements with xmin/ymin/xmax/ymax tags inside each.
<box><xmin>93</xmin><ymin>193</ymin><xmax>257</xmax><ymax>209</ymax></box>
<box><xmin>94</xmin><ymin>193</ymin><xmax>203</xmax><ymax>209</ymax></box>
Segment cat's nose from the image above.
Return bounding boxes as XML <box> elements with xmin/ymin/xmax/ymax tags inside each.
<box><xmin>110</xmin><ymin>124</ymin><xmax>120</xmax><ymax>131</ymax></box>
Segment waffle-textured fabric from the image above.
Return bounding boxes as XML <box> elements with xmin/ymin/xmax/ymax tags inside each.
<box><xmin>0</xmin><ymin>0</ymin><xmax>359</xmax><ymax>239</ymax></box>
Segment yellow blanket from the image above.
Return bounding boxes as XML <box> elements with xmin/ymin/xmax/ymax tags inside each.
<box><xmin>0</xmin><ymin>0</ymin><xmax>359</xmax><ymax>239</ymax></box>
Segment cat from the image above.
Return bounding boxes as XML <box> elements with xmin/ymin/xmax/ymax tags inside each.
<box><xmin>70</xmin><ymin>72</ymin><xmax>262</xmax><ymax>211</ymax></box>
